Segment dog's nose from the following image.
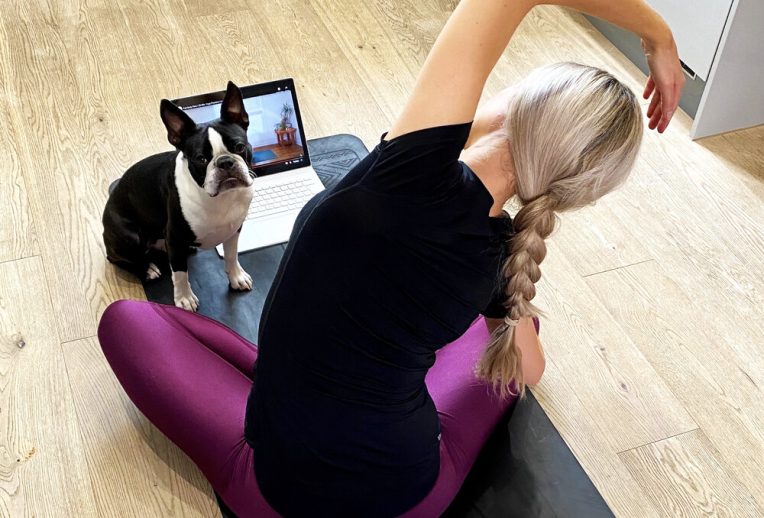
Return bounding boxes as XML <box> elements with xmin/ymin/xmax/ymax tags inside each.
<box><xmin>217</xmin><ymin>156</ymin><xmax>235</xmax><ymax>170</ymax></box>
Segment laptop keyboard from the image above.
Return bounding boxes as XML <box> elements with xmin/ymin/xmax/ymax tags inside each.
<box><xmin>247</xmin><ymin>178</ymin><xmax>317</xmax><ymax>220</ymax></box>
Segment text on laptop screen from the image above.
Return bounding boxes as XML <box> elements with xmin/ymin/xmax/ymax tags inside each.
<box><xmin>181</xmin><ymin>85</ymin><xmax>307</xmax><ymax>175</ymax></box>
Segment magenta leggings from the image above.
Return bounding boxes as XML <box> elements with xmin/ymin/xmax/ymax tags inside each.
<box><xmin>98</xmin><ymin>300</ymin><xmax>532</xmax><ymax>517</ymax></box>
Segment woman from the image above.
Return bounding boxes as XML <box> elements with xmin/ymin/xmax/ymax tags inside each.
<box><xmin>98</xmin><ymin>0</ymin><xmax>684</xmax><ymax>516</ymax></box>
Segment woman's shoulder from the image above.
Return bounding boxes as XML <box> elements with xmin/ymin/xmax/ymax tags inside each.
<box><xmin>361</xmin><ymin>122</ymin><xmax>473</xmax><ymax>197</ymax></box>
<box><xmin>377</xmin><ymin>121</ymin><xmax>473</xmax><ymax>151</ymax></box>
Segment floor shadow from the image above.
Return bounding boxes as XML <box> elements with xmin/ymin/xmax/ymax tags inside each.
<box><xmin>696</xmin><ymin>126</ymin><xmax>764</xmax><ymax>181</ymax></box>
<box><xmin>121</xmin><ymin>398</ymin><xmax>219</xmax><ymax>511</ymax></box>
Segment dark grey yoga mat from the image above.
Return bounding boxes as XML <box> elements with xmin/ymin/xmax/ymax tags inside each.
<box><xmin>136</xmin><ymin>134</ymin><xmax>612</xmax><ymax>518</ymax></box>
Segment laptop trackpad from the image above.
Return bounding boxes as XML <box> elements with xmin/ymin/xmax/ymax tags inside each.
<box><xmin>218</xmin><ymin>213</ymin><xmax>297</xmax><ymax>256</ymax></box>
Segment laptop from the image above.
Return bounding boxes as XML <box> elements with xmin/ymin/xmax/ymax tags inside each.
<box><xmin>172</xmin><ymin>78</ymin><xmax>325</xmax><ymax>254</ymax></box>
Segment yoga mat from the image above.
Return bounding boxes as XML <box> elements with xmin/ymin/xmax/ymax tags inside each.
<box><xmin>136</xmin><ymin>134</ymin><xmax>612</xmax><ymax>518</ymax></box>
<box><xmin>253</xmin><ymin>149</ymin><xmax>277</xmax><ymax>163</ymax></box>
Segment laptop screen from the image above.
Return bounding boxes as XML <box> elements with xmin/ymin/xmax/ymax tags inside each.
<box><xmin>172</xmin><ymin>78</ymin><xmax>310</xmax><ymax>177</ymax></box>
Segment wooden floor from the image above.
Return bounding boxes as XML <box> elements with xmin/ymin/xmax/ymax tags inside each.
<box><xmin>1</xmin><ymin>1</ymin><xmax>762</xmax><ymax>516</ymax></box>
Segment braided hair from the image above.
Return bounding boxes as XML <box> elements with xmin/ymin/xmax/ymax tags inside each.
<box><xmin>476</xmin><ymin>63</ymin><xmax>644</xmax><ymax>397</ymax></box>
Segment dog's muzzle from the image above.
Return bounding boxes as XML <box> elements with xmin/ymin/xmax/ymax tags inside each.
<box><xmin>207</xmin><ymin>155</ymin><xmax>254</xmax><ymax>196</ymax></box>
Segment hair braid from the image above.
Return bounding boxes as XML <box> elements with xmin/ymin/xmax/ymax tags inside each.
<box><xmin>475</xmin><ymin>62</ymin><xmax>643</xmax><ymax>397</ymax></box>
<box><xmin>476</xmin><ymin>194</ymin><xmax>558</xmax><ymax>397</ymax></box>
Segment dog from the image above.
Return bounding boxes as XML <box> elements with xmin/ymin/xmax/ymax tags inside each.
<box><xmin>103</xmin><ymin>82</ymin><xmax>255</xmax><ymax>311</ymax></box>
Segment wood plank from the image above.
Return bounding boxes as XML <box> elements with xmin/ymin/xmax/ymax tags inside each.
<box><xmin>187</xmin><ymin>8</ymin><xmax>310</xmax><ymax>137</ymax></box>
<box><xmin>0</xmin><ymin>19</ymin><xmax>38</xmax><ymax>264</ymax></box>
<box><xmin>371</xmin><ymin>0</ymin><xmax>447</xmax><ymax>73</ymax></box>
<box><xmin>531</xmin><ymin>362</ymin><xmax>661</xmax><ymax>518</ymax></box>
<box><xmin>174</xmin><ymin>0</ymin><xmax>248</xmax><ymax>18</ymax></box>
<box><xmin>586</xmin><ymin>260</ymin><xmax>764</xmax><ymax>500</ymax></box>
<box><xmin>243</xmin><ymin>0</ymin><xmax>389</xmax><ymax>146</ymax></box>
<box><xmin>310</xmin><ymin>0</ymin><xmax>420</xmax><ymax>120</ymax></box>
<box><xmin>62</xmin><ymin>336</ymin><xmax>218</xmax><ymax>517</ymax></box>
<box><xmin>601</xmin><ymin>166</ymin><xmax>764</xmax><ymax>389</ymax></box>
<box><xmin>188</xmin><ymin>9</ymin><xmax>286</xmax><ymax>90</ymax></box>
<box><xmin>619</xmin><ymin>430</ymin><xmax>764</xmax><ymax>517</ymax></box>
<box><xmin>0</xmin><ymin>99</ymin><xmax>39</xmax><ymax>264</ymax></box>
<box><xmin>698</xmin><ymin>125</ymin><xmax>764</xmax><ymax>198</ymax></box>
<box><xmin>642</xmin><ymin>136</ymin><xmax>764</xmax><ymax>275</ymax></box>
<box><xmin>0</xmin><ymin>4</ymin><xmax>146</xmax><ymax>342</ymax></box>
<box><xmin>548</xmin><ymin>200</ymin><xmax>653</xmax><ymax>278</ymax></box>
<box><xmin>0</xmin><ymin>257</ymin><xmax>98</xmax><ymax>517</ymax></box>
<box><xmin>531</xmin><ymin>242</ymin><xmax>696</xmax><ymax>454</ymax></box>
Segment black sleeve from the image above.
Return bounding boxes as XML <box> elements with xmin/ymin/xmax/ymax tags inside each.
<box><xmin>361</xmin><ymin>122</ymin><xmax>473</xmax><ymax>197</ymax></box>
<box><xmin>482</xmin><ymin>211</ymin><xmax>514</xmax><ymax>319</ymax></box>
<box><xmin>482</xmin><ymin>281</ymin><xmax>509</xmax><ymax>319</ymax></box>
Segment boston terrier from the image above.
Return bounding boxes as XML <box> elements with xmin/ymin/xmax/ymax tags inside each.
<box><xmin>103</xmin><ymin>81</ymin><xmax>255</xmax><ymax>311</ymax></box>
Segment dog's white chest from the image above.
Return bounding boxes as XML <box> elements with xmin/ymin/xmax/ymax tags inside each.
<box><xmin>174</xmin><ymin>156</ymin><xmax>253</xmax><ymax>249</ymax></box>
<box><xmin>189</xmin><ymin>196</ymin><xmax>251</xmax><ymax>249</ymax></box>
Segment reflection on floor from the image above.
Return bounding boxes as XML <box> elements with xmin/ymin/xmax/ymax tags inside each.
<box><xmin>251</xmin><ymin>143</ymin><xmax>304</xmax><ymax>167</ymax></box>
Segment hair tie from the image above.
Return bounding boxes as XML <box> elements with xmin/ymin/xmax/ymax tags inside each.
<box><xmin>503</xmin><ymin>316</ymin><xmax>520</xmax><ymax>328</ymax></box>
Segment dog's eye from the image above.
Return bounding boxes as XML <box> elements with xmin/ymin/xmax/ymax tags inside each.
<box><xmin>195</xmin><ymin>155</ymin><xmax>209</xmax><ymax>165</ymax></box>
<box><xmin>234</xmin><ymin>143</ymin><xmax>246</xmax><ymax>154</ymax></box>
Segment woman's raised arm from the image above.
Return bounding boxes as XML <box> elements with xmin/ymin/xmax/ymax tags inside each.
<box><xmin>386</xmin><ymin>0</ymin><xmax>682</xmax><ymax>140</ymax></box>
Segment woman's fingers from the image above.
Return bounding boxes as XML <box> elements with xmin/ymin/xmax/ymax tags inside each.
<box><xmin>658</xmin><ymin>81</ymin><xmax>677</xmax><ymax>132</ymax></box>
<box><xmin>648</xmin><ymin>91</ymin><xmax>662</xmax><ymax>131</ymax></box>
<box><xmin>656</xmin><ymin>82</ymin><xmax>674</xmax><ymax>133</ymax></box>
<box><xmin>657</xmin><ymin>102</ymin><xmax>674</xmax><ymax>133</ymax></box>
<box><xmin>646</xmin><ymin>84</ymin><xmax>660</xmax><ymax>118</ymax></box>
<box><xmin>642</xmin><ymin>35</ymin><xmax>685</xmax><ymax>133</ymax></box>
<box><xmin>643</xmin><ymin>76</ymin><xmax>656</xmax><ymax>100</ymax></box>
<box><xmin>657</xmin><ymin>73</ymin><xmax>685</xmax><ymax>133</ymax></box>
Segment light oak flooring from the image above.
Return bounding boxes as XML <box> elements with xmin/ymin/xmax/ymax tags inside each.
<box><xmin>1</xmin><ymin>1</ymin><xmax>762</xmax><ymax>516</ymax></box>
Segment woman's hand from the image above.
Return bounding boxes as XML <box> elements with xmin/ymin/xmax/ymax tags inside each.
<box><xmin>641</xmin><ymin>35</ymin><xmax>686</xmax><ymax>133</ymax></box>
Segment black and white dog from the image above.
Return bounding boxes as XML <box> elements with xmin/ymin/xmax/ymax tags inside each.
<box><xmin>103</xmin><ymin>82</ymin><xmax>255</xmax><ymax>311</ymax></box>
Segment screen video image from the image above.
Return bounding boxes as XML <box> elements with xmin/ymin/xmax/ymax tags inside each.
<box><xmin>183</xmin><ymin>87</ymin><xmax>306</xmax><ymax>172</ymax></box>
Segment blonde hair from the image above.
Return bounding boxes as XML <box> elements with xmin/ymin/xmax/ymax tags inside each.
<box><xmin>477</xmin><ymin>62</ymin><xmax>644</xmax><ymax>397</ymax></box>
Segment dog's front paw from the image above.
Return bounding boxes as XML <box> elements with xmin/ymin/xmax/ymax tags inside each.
<box><xmin>172</xmin><ymin>271</ymin><xmax>199</xmax><ymax>311</ymax></box>
<box><xmin>175</xmin><ymin>291</ymin><xmax>199</xmax><ymax>311</ymax></box>
<box><xmin>228</xmin><ymin>264</ymin><xmax>253</xmax><ymax>291</ymax></box>
<box><xmin>146</xmin><ymin>262</ymin><xmax>162</xmax><ymax>280</ymax></box>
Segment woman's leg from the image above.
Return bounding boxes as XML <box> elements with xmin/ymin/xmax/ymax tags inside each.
<box><xmin>402</xmin><ymin>316</ymin><xmax>539</xmax><ymax>517</ymax></box>
<box><xmin>97</xmin><ymin>299</ymin><xmax>278</xmax><ymax>518</ymax></box>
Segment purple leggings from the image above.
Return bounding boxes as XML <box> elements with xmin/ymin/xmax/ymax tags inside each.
<box><xmin>98</xmin><ymin>300</ymin><xmax>532</xmax><ymax>517</ymax></box>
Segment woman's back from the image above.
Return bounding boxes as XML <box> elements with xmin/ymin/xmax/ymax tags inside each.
<box><xmin>247</xmin><ymin>123</ymin><xmax>509</xmax><ymax>516</ymax></box>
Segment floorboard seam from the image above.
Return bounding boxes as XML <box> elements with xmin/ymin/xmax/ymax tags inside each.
<box><xmin>582</xmin><ymin>258</ymin><xmax>655</xmax><ymax>278</ymax></box>
<box><xmin>0</xmin><ymin>254</ymin><xmax>40</xmax><ymax>266</ymax></box>
<box><xmin>616</xmin><ymin>427</ymin><xmax>701</xmax><ymax>455</ymax></box>
<box><xmin>38</xmin><ymin>253</ymin><xmax>66</xmax><ymax>344</ymax></box>
<box><xmin>61</xmin><ymin>335</ymin><xmax>96</xmax><ymax>346</ymax></box>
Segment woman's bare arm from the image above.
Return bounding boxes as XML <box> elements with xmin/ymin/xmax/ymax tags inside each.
<box><xmin>386</xmin><ymin>0</ymin><xmax>681</xmax><ymax>140</ymax></box>
<box><xmin>485</xmin><ymin>316</ymin><xmax>545</xmax><ymax>386</ymax></box>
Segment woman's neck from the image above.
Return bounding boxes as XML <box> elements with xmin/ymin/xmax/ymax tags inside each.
<box><xmin>461</xmin><ymin>130</ymin><xmax>515</xmax><ymax>217</ymax></box>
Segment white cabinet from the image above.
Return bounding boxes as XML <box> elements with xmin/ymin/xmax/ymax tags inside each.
<box><xmin>592</xmin><ymin>0</ymin><xmax>764</xmax><ymax>138</ymax></box>
<box><xmin>691</xmin><ymin>0</ymin><xmax>764</xmax><ymax>138</ymax></box>
<box><xmin>645</xmin><ymin>0</ymin><xmax>735</xmax><ymax>81</ymax></box>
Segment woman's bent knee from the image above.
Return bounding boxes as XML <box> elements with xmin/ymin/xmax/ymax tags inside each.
<box><xmin>98</xmin><ymin>299</ymin><xmax>159</xmax><ymax>358</ymax></box>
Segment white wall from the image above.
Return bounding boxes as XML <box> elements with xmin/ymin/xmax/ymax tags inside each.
<box><xmin>243</xmin><ymin>90</ymin><xmax>303</xmax><ymax>148</ymax></box>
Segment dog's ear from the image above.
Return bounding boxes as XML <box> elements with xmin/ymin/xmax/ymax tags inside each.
<box><xmin>220</xmin><ymin>81</ymin><xmax>249</xmax><ymax>130</ymax></box>
<box><xmin>160</xmin><ymin>99</ymin><xmax>196</xmax><ymax>148</ymax></box>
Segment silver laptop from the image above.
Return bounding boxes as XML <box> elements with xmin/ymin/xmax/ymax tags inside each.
<box><xmin>173</xmin><ymin>78</ymin><xmax>324</xmax><ymax>255</ymax></box>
